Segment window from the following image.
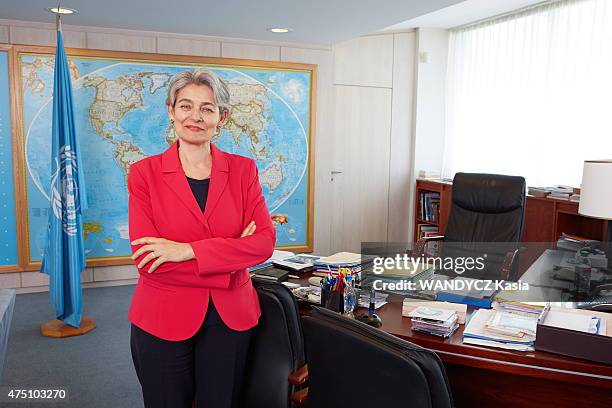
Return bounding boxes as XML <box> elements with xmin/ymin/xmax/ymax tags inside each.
<box><xmin>443</xmin><ymin>0</ymin><xmax>612</xmax><ymax>187</ymax></box>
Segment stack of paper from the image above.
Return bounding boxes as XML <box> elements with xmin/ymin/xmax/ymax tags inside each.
<box><xmin>463</xmin><ymin>309</ymin><xmax>536</xmax><ymax>351</ymax></box>
<box><xmin>485</xmin><ymin>310</ymin><xmax>538</xmax><ymax>339</ymax></box>
<box><xmin>313</xmin><ymin>252</ymin><xmax>376</xmax><ymax>279</ymax></box>
<box><xmin>374</xmin><ymin>260</ymin><xmax>434</xmax><ymax>283</ymax></box>
<box><xmin>291</xmin><ymin>286</ymin><xmax>322</xmax><ymax>304</ymax></box>
<box><xmin>494</xmin><ymin>291</ymin><xmax>548</xmax><ymax>318</ymax></box>
<box><xmin>249</xmin><ymin>250</ymin><xmax>294</xmax><ymax>273</ymax></box>
<box><xmin>403</xmin><ymin>300</ymin><xmax>467</xmax><ymax>324</ymax></box>
<box><xmin>408</xmin><ymin>306</ymin><xmax>459</xmax><ymax>338</ymax></box>
<box><xmin>541</xmin><ymin>310</ymin><xmax>606</xmax><ymax>335</ymax></box>
<box><xmin>357</xmin><ymin>290</ymin><xmax>388</xmax><ymax>310</ymax></box>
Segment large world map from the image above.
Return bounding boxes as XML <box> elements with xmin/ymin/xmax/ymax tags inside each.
<box><xmin>21</xmin><ymin>54</ymin><xmax>312</xmax><ymax>262</ymax></box>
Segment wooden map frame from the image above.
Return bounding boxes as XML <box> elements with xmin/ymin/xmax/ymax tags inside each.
<box><xmin>0</xmin><ymin>44</ymin><xmax>20</xmax><ymax>273</ymax></box>
<box><xmin>2</xmin><ymin>43</ymin><xmax>317</xmax><ymax>272</ymax></box>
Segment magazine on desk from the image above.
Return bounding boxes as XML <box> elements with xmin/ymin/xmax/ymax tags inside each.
<box><xmin>273</xmin><ymin>254</ymin><xmax>321</xmax><ymax>272</ymax></box>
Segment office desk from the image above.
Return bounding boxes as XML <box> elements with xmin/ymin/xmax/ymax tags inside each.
<box><xmin>292</xmin><ymin>275</ymin><xmax>612</xmax><ymax>408</ymax></box>
<box><xmin>365</xmin><ymin>298</ymin><xmax>612</xmax><ymax>408</ymax></box>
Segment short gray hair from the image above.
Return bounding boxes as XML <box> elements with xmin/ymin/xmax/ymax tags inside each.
<box><xmin>165</xmin><ymin>68</ymin><xmax>231</xmax><ymax>116</ymax></box>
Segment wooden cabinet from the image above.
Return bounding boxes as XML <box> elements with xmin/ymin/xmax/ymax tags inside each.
<box><xmin>414</xmin><ymin>179</ymin><xmax>609</xmax><ymax>243</ymax></box>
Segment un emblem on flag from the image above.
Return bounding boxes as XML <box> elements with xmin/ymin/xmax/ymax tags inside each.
<box><xmin>50</xmin><ymin>145</ymin><xmax>82</xmax><ymax>236</ymax></box>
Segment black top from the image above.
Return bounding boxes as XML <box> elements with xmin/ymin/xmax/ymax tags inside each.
<box><xmin>186</xmin><ymin>176</ymin><xmax>210</xmax><ymax>212</ymax></box>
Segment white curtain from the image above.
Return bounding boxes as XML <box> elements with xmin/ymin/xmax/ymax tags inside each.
<box><xmin>443</xmin><ymin>0</ymin><xmax>612</xmax><ymax>187</ymax></box>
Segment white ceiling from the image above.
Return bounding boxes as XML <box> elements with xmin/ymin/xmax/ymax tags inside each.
<box><xmin>381</xmin><ymin>0</ymin><xmax>546</xmax><ymax>31</ymax></box>
<box><xmin>1</xmin><ymin>0</ymin><xmax>466</xmax><ymax>45</ymax></box>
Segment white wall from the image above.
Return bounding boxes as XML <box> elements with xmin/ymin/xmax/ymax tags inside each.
<box><xmin>0</xmin><ymin>19</ymin><xmax>334</xmax><ymax>292</ymax></box>
<box><xmin>410</xmin><ymin>27</ymin><xmax>449</xmax><ymax>240</ymax></box>
<box><xmin>413</xmin><ymin>28</ymin><xmax>448</xmax><ymax>177</ymax></box>
<box><xmin>330</xmin><ymin>33</ymin><xmax>416</xmax><ymax>252</ymax></box>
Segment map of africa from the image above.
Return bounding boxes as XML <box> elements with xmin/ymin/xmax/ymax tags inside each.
<box><xmin>21</xmin><ymin>54</ymin><xmax>313</xmax><ymax>261</ymax></box>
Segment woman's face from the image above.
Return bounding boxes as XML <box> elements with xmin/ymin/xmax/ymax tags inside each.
<box><xmin>167</xmin><ymin>83</ymin><xmax>228</xmax><ymax>145</ymax></box>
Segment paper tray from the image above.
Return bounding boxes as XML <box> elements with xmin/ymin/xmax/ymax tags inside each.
<box><xmin>535</xmin><ymin>308</ymin><xmax>612</xmax><ymax>365</ymax></box>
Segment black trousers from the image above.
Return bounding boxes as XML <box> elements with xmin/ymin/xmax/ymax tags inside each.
<box><xmin>130</xmin><ymin>299</ymin><xmax>253</xmax><ymax>408</ymax></box>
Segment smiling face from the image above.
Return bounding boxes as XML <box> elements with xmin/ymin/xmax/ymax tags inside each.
<box><xmin>167</xmin><ymin>83</ymin><xmax>228</xmax><ymax>146</ymax></box>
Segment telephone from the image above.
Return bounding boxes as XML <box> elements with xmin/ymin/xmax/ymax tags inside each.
<box><xmin>576</xmin><ymin>283</ymin><xmax>612</xmax><ymax>313</ymax></box>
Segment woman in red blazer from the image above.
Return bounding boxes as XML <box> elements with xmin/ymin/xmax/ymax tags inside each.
<box><xmin>128</xmin><ymin>68</ymin><xmax>275</xmax><ymax>408</ymax></box>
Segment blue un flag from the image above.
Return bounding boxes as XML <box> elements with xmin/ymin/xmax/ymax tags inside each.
<box><xmin>41</xmin><ymin>29</ymin><xmax>89</xmax><ymax>328</ymax></box>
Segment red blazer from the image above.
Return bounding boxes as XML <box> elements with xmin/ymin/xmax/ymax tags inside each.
<box><xmin>127</xmin><ymin>141</ymin><xmax>275</xmax><ymax>341</ymax></box>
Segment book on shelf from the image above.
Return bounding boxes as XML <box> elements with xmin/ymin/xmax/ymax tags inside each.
<box><xmin>550</xmin><ymin>185</ymin><xmax>574</xmax><ymax>194</ymax></box>
<box><xmin>419</xmin><ymin>191</ymin><xmax>440</xmax><ymax>223</ymax></box>
<box><xmin>416</xmin><ymin>224</ymin><xmax>439</xmax><ymax>239</ymax></box>
<box><xmin>548</xmin><ymin>191</ymin><xmax>571</xmax><ymax>200</ymax></box>
<box><xmin>529</xmin><ymin>185</ymin><xmax>578</xmax><ymax>199</ymax></box>
<box><xmin>557</xmin><ymin>233</ymin><xmax>601</xmax><ymax>252</ymax></box>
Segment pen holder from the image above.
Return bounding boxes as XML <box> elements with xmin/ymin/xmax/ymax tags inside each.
<box><xmin>321</xmin><ymin>288</ymin><xmax>344</xmax><ymax>313</ymax></box>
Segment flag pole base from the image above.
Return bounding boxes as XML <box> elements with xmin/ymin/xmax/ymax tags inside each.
<box><xmin>40</xmin><ymin>316</ymin><xmax>96</xmax><ymax>338</ymax></box>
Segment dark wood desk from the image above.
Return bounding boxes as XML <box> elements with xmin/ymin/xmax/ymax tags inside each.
<box><xmin>291</xmin><ymin>276</ymin><xmax>612</xmax><ymax>408</ymax></box>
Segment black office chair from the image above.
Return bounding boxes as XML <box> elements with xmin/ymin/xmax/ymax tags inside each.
<box><xmin>416</xmin><ymin>172</ymin><xmax>526</xmax><ymax>280</ymax></box>
<box><xmin>297</xmin><ymin>307</ymin><xmax>454</xmax><ymax>408</ymax></box>
<box><xmin>241</xmin><ymin>281</ymin><xmax>307</xmax><ymax>408</ymax></box>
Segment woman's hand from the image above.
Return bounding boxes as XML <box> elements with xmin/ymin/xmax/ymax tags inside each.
<box><xmin>241</xmin><ymin>221</ymin><xmax>256</xmax><ymax>237</ymax></box>
<box><xmin>130</xmin><ymin>237</ymin><xmax>195</xmax><ymax>273</ymax></box>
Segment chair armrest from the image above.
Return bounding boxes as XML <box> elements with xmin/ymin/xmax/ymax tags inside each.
<box><xmin>291</xmin><ymin>387</ymin><xmax>309</xmax><ymax>406</ymax></box>
<box><xmin>288</xmin><ymin>364</ymin><xmax>309</xmax><ymax>385</ymax></box>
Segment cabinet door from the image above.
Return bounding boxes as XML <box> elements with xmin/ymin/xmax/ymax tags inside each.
<box><xmin>330</xmin><ymin>86</ymin><xmax>392</xmax><ymax>252</ymax></box>
<box><xmin>523</xmin><ymin>198</ymin><xmax>555</xmax><ymax>242</ymax></box>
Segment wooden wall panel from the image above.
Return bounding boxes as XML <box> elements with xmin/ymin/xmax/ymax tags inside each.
<box><xmin>86</xmin><ymin>32</ymin><xmax>156</xmax><ymax>52</ymax></box>
<box><xmin>221</xmin><ymin>42</ymin><xmax>280</xmax><ymax>61</ymax></box>
<box><xmin>331</xmin><ymin>86</ymin><xmax>392</xmax><ymax>252</ymax></box>
<box><xmin>333</xmin><ymin>35</ymin><xmax>393</xmax><ymax>88</ymax></box>
<box><xmin>388</xmin><ymin>32</ymin><xmax>416</xmax><ymax>243</ymax></box>
<box><xmin>156</xmin><ymin>37</ymin><xmax>221</xmax><ymax>57</ymax></box>
<box><xmin>10</xmin><ymin>26</ymin><xmax>86</xmax><ymax>47</ymax></box>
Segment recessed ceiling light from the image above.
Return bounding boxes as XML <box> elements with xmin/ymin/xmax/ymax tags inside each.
<box><xmin>47</xmin><ymin>7</ymin><xmax>78</xmax><ymax>15</ymax></box>
<box><xmin>268</xmin><ymin>28</ymin><xmax>292</xmax><ymax>33</ymax></box>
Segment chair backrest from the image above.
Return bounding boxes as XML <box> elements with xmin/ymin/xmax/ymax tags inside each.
<box><xmin>302</xmin><ymin>307</ymin><xmax>453</xmax><ymax>408</ymax></box>
<box><xmin>445</xmin><ymin>172</ymin><xmax>526</xmax><ymax>243</ymax></box>
<box><xmin>241</xmin><ymin>281</ymin><xmax>306</xmax><ymax>408</ymax></box>
<box><xmin>440</xmin><ymin>173</ymin><xmax>526</xmax><ymax>279</ymax></box>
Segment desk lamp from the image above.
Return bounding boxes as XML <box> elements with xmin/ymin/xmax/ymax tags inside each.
<box><xmin>578</xmin><ymin>160</ymin><xmax>612</xmax><ymax>261</ymax></box>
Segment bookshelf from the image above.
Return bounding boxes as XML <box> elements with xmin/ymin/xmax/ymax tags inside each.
<box><xmin>413</xmin><ymin>179</ymin><xmax>609</xmax><ymax>243</ymax></box>
<box><xmin>413</xmin><ymin>180</ymin><xmax>452</xmax><ymax>242</ymax></box>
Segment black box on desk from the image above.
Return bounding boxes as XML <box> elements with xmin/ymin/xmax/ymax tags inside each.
<box><xmin>320</xmin><ymin>289</ymin><xmax>344</xmax><ymax>313</ymax></box>
<box><xmin>535</xmin><ymin>308</ymin><xmax>612</xmax><ymax>365</ymax></box>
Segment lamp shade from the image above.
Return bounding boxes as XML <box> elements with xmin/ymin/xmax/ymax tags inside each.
<box><xmin>578</xmin><ymin>160</ymin><xmax>612</xmax><ymax>220</ymax></box>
